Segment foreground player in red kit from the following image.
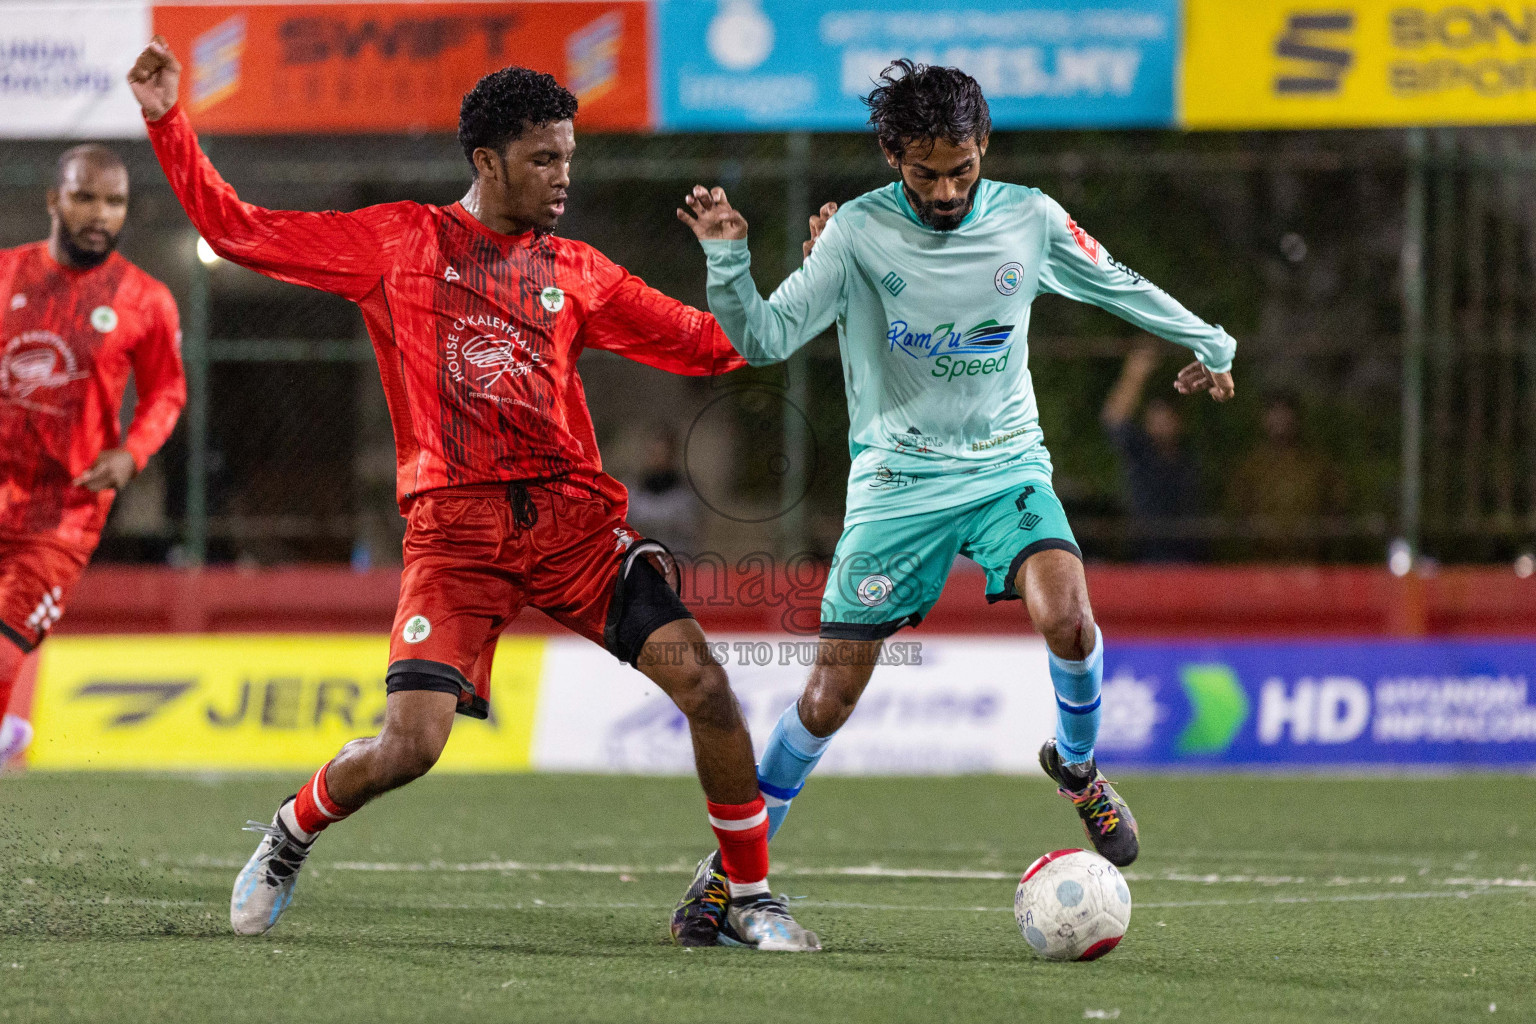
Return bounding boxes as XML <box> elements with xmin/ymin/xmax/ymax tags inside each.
<box><xmin>0</xmin><ymin>146</ymin><xmax>186</xmax><ymax>765</ymax></box>
<box><xmin>129</xmin><ymin>37</ymin><xmax>820</xmax><ymax>951</ymax></box>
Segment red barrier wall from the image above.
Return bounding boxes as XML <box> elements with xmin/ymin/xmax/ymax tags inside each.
<box><xmin>57</xmin><ymin>564</ymin><xmax>1534</xmax><ymax>638</ymax></box>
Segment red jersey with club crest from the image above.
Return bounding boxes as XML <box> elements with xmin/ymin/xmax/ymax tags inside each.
<box><xmin>0</xmin><ymin>242</ymin><xmax>185</xmax><ymax>547</ymax></box>
<box><xmin>147</xmin><ymin>105</ymin><xmax>745</xmax><ymax>513</ymax></box>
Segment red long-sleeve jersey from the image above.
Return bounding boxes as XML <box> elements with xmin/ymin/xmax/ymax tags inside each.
<box><xmin>147</xmin><ymin>106</ymin><xmax>746</xmax><ymax>512</ymax></box>
<box><xmin>0</xmin><ymin>242</ymin><xmax>185</xmax><ymax>548</ymax></box>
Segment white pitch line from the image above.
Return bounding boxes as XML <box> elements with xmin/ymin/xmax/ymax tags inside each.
<box><xmin>302</xmin><ymin>887</ymin><xmax>1536</xmax><ymax>915</ymax></box>
<box><xmin>151</xmin><ymin>856</ymin><xmax>1536</xmax><ymax>891</ymax></box>
<box><xmin>13</xmin><ymin>888</ymin><xmax>1532</xmax><ymax>919</ymax></box>
<box><xmin>321</xmin><ymin>860</ymin><xmax>1021</xmax><ymax>879</ymax></box>
<box><xmin>1135</xmin><ymin>889</ymin><xmax>1530</xmax><ymax>909</ymax></box>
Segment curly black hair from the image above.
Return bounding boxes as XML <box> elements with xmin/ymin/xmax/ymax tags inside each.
<box><xmin>458</xmin><ymin>66</ymin><xmax>578</xmax><ymax>175</ymax></box>
<box><xmin>864</xmin><ymin>59</ymin><xmax>991</xmax><ymax>161</ymax></box>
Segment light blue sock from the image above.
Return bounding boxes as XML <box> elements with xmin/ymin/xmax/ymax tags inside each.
<box><xmin>1049</xmin><ymin>625</ymin><xmax>1104</xmax><ymax>764</ymax></box>
<box><xmin>756</xmin><ymin>701</ymin><xmax>834</xmax><ymax>840</ymax></box>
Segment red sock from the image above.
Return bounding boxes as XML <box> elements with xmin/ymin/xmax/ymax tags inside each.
<box><xmin>707</xmin><ymin>797</ymin><xmax>770</xmax><ymax>885</ymax></box>
<box><xmin>289</xmin><ymin>760</ymin><xmax>355</xmax><ymax>837</ymax></box>
<box><xmin>0</xmin><ymin>638</ymin><xmax>25</xmax><ymax>715</ymax></box>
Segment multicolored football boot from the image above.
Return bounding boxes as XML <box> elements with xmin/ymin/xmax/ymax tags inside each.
<box><xmin>670</xmin><ymin>850</ymin><xmax>732</xmax><ymax>947</ymax></box>
<box><xmin>1039</xmin><ymin>739</ymin><xmax>1140</xmax><ymax>867</ymax></box>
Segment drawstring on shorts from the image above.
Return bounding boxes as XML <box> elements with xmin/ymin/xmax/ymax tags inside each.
<box><xmin>508</xmin><ymin>482</ymin><xmax>540</xmax><ymax>530</ymax></box>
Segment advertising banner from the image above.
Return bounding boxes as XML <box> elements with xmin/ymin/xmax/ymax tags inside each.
<box><xmin>1100</xmin><ymin>640</ymin><xmax>1536</xmax><ymax>767</ymax></box>
<box><xmin>21</xmin><ymin>633</ymin><xmax>1058</xmax><ymax>775</ymax></box>
<box><xmin>20</xmin><ymin>634</ymin><xmax>1536</xmax><ymax>773</ymax></box>
<box><xmin>28</xmin><ymin>635</ymin><xmax>543</xmax><ymax>771</ymax></box>
<box><xmin>1184</xmin><ymin>0</ymin><xmax>1536</xmax><ymax>128</ymax></box>
<box><xmin>534</xmin><ymin>636</ymin><xmax>1056</xmax><ymax>774</ymax></box>
<box><xmin>653</xmin><ymin>0</ymin><xmax>1179</xmax><ymax>129</ymax></box>
<box><xmin>0</xmin><ymin>2</ymin><xmax>152</xmax><ymax>139</ymax></box>
<box><xmin>150</xmin><ymin>2</ymin><xmax>650</xmax><ymax>133</ymax></box>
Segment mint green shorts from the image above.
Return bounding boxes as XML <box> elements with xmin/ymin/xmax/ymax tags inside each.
<box><xmin>820</xmin><ymin>478</ymin><xmax>1079</xmax><ymax>640</ymax></box>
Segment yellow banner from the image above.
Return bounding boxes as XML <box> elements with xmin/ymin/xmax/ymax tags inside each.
<box><xmin>28</xmin><ymin>635</ymin><xmax>544</xmax><ymax>771</ymax></box>
<box><xmin>1184</xmin><ymin>1</ymin><xmax>1536</xmax><ymax>128</ymax></box>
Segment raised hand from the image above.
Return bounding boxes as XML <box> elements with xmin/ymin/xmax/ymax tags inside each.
<box><xmin>126</xmin><ymin>35</ymin><xmax>181</xmax><ymax>122</ymax></box>
<box><xmin>802</xmin><ymin>202</ymin><xmax>838</xmax><ymax>259</ymax></box>
<box><xmin>1173</xmin><ymin>360</ymin><xmax>1236</xmax><ymax>402</ymax></box>
<box><xmin>677</xmin><ymin>186</ymin><xmax>749</xmax><ymax>242</ymax></box>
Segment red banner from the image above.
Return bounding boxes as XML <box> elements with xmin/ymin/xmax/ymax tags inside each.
<box><xmin>151</xmin><ymin>2</ymin><xmax>650</xmax><ymax>133</ymax></box>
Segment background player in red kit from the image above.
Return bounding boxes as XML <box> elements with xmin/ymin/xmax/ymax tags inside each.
<box><xmin>129</xmin><ymin>37</ymin><xmax>821</xmax><ymax>951</ymax></box>
<box><xmin>0</xmin><ymin>146</ymin><xmax>186</xmax><ymax>766</ymax></box>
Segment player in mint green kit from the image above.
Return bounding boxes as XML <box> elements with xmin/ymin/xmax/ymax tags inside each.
<box><xmin>670</xmin><ymin>61</ymin><xmax>1237</xmax><ymax>946</ymax></box>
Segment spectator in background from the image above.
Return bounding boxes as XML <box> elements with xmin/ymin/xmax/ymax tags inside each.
<box><xmin>1225</xmin><ymin>394</ymin><xmax>1328</xmax><ymax>560</ymax></box>
<box><xmin>1101</xmin><ymin>341</ymin><xmax>1206</xmax><ymax>561</ymax></box>
<box><xmin>626</xmin><ymin>425</ymin><xmax>701</xmax><ymax>554</ymax></box>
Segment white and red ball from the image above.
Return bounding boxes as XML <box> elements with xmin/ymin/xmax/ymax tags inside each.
<box><xmin>1014</xmin><ymin>848</ymin><xmax>1131</xmax><ymax>961</ymax></box>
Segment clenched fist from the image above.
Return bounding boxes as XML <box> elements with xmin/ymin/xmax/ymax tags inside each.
<box><xmin>126</xmin><ymin>35</ymin><xmax>181</xmax><ymax>122</ymax></box>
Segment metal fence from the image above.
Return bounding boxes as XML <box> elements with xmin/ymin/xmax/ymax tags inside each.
<box><xmin>1</xmin><ymin>126</ymin><xmax>1532</xmax><ymax>566</ymax></box>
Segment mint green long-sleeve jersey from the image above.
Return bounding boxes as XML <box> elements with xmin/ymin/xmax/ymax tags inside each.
<box><xmin>700</xmin><ymin>179</ymin><xmax>1237</xmax><ymax>527</ymax></box>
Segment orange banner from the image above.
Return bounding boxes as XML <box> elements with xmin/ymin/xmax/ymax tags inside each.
<box><xmin>151</xmin><ymin>2</ymin><xmax>649</xmax><ymax>133</ymax></box>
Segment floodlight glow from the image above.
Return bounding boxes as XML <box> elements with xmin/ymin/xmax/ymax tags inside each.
<box><xmin>196</xmin><ymin>237</ymin><xmax>220</xmax><ymax>265</ymax></box>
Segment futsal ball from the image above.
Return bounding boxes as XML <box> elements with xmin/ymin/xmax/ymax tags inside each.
<box><xmin>1014</xmin><ymin>848</ymin><xmax>1132</xmax><ymax>961</ymax></box>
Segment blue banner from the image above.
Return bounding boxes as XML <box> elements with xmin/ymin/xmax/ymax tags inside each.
<box><xmin>1098</xmin><ymin>641</ymin><xmax>1536</xmax><ymax>768</ymax></box>
<box><xmin>652</xmin><ymin>0</ymin><xmax>1179</xmax><ymax>130</ymax></box>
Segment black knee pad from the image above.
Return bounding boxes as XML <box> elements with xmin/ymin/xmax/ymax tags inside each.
<box><xmin>385</xmin><ymin>664</ymin><xmax>488</xmax><ymax>720</ymax></box>
<box><xmin>604</xmin><ymin>540</ymin><xmax>693</xmax><ymax>667</ymax></box>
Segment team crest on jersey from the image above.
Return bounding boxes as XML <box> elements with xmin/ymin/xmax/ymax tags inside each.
<box><xmin>0</xmin><ymin>330</ymin><xmax>90</xmax><ymax>405</ymax></box>
<box><xmin>8</xmin><ymin>294</ymin><xmax>24</xmax><ymax>311</ymax></box>
<box><xmin>994</xmin><ymin>262</ymin><xmax>1024</xmax><ymax>296</ymax></box>
<box><xmin>445</xmin><ymin>313</ymin><xmax>543</xmax><ymax>399</ymax></box>
<box><xmin>90</xmin><ymin>306</ymin><xmax>118</xmax><ymax>333</ymax></box>
<box><xmin>539</xmin><ymin>286</ymin><xmax>565</xmax><ymax>313</ymax></box>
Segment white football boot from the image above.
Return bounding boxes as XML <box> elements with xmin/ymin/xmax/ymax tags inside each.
<box><xmin>725</xmin><ymin>893</ymin><xmax>822</xmax><ymax>952</ymax></box>
<box><xmin>230</xmin><ymin>804</ymin><xmax>314</xmax><ymax>936</ymax></box>
<box><xmin>0</xmin><ymin>714</ymin><xmax>33</xmax><ymax>767</ymax></box>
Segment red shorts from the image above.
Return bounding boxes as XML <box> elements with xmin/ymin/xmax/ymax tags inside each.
<box><xmin>386</xmin><ymin>481</ymin><xmax>685</xmax><ymax>719</ymax></box>
<box><xmin>0</xmin><ymin>535</ymin><xmax>90</xmax><ymax>652</ymax></box>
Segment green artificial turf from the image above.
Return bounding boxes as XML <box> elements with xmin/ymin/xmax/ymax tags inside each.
<box><xmin>1</xmin><ymin>772</ymin><xmax>1531</xmax><ymax>1023</ymax></box>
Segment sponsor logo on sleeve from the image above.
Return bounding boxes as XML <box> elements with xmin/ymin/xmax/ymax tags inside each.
<box><xmin>1066</xmin><ymin>217</ymin><xmax>1100</xmax><ymax>263</ymax></box>
<box><xmin>402</xmin><ymin>615</ymin><xmax>431</xmax><ymax>643</ymax></box>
